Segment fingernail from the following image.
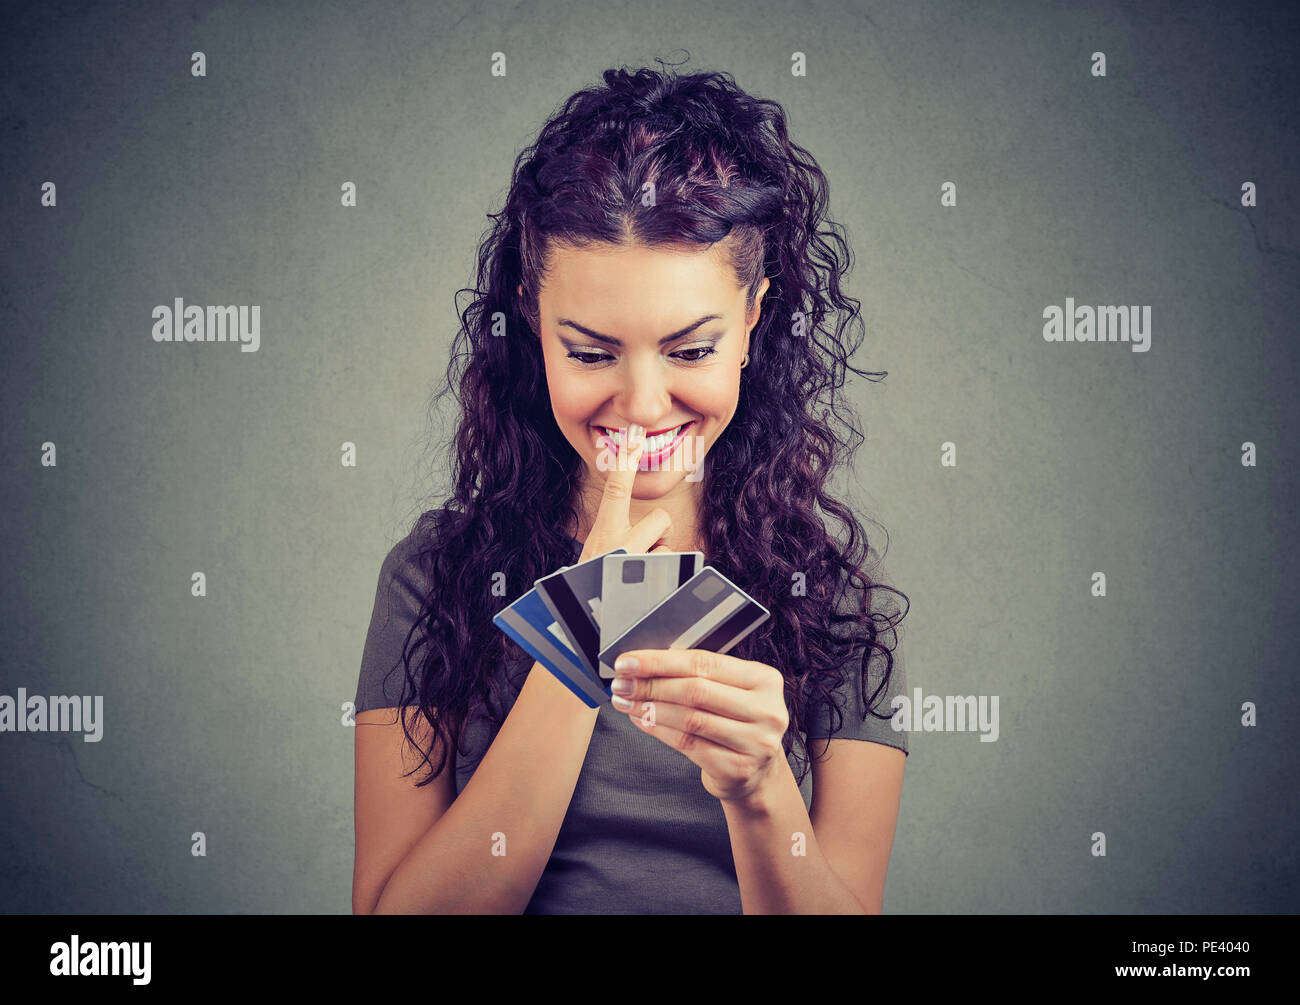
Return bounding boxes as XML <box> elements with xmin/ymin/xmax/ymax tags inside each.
<box><xmin>611</xmin><ymin>676</ymin><xmax>633</xmax><ymax>695</ymax></box>
<box><xmin>628</xmin><ymin>424</ymin><xmax>644</xmax><ymax>448</ymax></box>
<box><xmin>615</xmin><ymin>655</ymin><xmax>639</xmax><ymax>672</ymax></box>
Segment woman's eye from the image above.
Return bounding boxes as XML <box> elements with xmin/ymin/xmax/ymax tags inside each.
<box><xmin>566</xmin><ymin>346</ymin><xmax>717</xmax><ymax>367</ymax></box>
<box><xmin>564</xmin><ymin>345</ymin><xmax>717</xmax><ymax>364</ymax></box>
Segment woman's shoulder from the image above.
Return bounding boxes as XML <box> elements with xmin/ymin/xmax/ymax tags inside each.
<box><xmin>803</xmin><ymin>543</ymin><xmax>909</xmax><ymax>750</ymax></box>
<box><xmin>354</xmin><ymin>513</ymin><xmax>445</xmax><ymax>713</ymax></box>
<box><xmin>831</xmin><ymin>543</ymin><xmax>907</xmax><ymax>626</ymax></box>
<box><xmin>378</xmin><ymin>525</ymin><xmax>425</xmax><ymax>578</ymax></box>
<box><xmin>373</xmin><ymin>507</ymin><xmax>464</xmax><ymax>584</ymax></box>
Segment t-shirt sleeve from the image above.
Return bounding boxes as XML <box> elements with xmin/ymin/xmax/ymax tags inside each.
<box><xmin>803</xmin><ymin>561</ymin><xmax>909</xmax><ymax>755</ymax></box>
<box><xmin>354</xmin><ymin>531</ymin><xmax>429</xmax><ymax>713</ymax></box>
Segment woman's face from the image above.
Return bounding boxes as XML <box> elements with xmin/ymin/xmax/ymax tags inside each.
<box><xmin>529</xmin><ymin>241</ymin><xmax>768</xmax><ymax>508</ymax></box>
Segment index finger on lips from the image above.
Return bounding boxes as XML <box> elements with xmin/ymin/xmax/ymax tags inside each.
<box><xmin>591</xmin><ymin>423</ymin><xmax>644</xmax><ymax>539</ymax></box>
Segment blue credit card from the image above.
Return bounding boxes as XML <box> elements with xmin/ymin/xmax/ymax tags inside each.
<box><xmin>493</xmin><ymin>586</ymin><xmax>608</xmax><ymax>707</ymax></box>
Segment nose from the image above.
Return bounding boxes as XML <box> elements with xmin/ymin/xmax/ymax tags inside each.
<box><xmin>613</xmin><ymin>356</ymin><xmax>676</xmax><ymax>431</ymax></box>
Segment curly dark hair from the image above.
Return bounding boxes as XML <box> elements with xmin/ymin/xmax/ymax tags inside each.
<box><xmin>389</xmin><ymin>56</ymin><xmax>908</xmax><ymax>788</ymax></box>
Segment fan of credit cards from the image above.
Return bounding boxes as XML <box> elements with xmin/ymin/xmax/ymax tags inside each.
<box><xmin>492</xmin><ymin>549</ymin><xmax>771</xmax><ymax>708</ymax></box>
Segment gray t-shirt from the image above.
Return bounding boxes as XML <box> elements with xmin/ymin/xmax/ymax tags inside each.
<box><xmin>355</xmin><ymin>522</ymin><xmax>908</xmax><ymax>914</ymax></box>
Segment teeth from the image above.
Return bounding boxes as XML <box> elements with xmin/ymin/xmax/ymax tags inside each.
<box><xmin>645</xmin><ymin>429</ymin><xmax>675</xmax><ymax>451</ymax></box>
<box><xmin>600</xmin><ymin>423</ymin><xmax>688</xmax><ymax>452</ymax></box>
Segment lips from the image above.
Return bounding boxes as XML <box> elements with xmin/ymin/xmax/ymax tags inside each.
<box><xmin>591</xmin><ymin>421</ymin><xmax>697</xmax><ymax>467</ymax></box>
<box><xmin>594</xmin><ymin>421</ymin><xmax>693</xmax><ymax>452</ymax></box>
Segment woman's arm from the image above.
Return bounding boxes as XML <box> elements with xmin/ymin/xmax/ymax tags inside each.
<box><xmin>353</xmin><ymin>661</ymin><xmax>600</xmax><ymax>914</ymax></box>
<box><xmin>720</xmin><ymin>738</ymin><xmax>906</xmax><ymax>914</ymax></box>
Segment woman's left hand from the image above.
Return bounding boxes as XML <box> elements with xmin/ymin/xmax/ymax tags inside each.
<box><xmin>609</xmin><ymin>649</ymin><xmax>789</xmax><ymax>804</ymax></box>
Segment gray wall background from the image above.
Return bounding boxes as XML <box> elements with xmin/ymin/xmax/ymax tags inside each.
<box><xmin>1</xmin><ymin>0</ymin><xmax>1296</xmax><ymax>913</ymax></box>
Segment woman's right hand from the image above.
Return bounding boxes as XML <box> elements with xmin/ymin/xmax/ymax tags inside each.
<box><xmin>577</xmin><ymin>424</ymin><xmax>674</xmax><ymax>563</ymax></box>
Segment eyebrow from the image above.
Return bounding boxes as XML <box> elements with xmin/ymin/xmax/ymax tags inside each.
<box><xmin>556</xmin><ymin>314</ymin><xmax>724</xmax><ymax>347</ymax></box>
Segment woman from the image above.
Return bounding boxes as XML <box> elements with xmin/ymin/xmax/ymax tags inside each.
<box><xmin>352</xmin><ymin>61</ymin><xmax>909</xmax><ymax>914</ymax></box>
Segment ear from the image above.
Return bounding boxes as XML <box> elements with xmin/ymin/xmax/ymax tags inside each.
<box><xmin>747</xmin><ymin>277</ymin><xmax>770</xmax><ymax>331</ymax></box>
<box><xmin>742</xmin><ymin>279</ymin><xmax>769</xmax><ymax>363</ymax></box>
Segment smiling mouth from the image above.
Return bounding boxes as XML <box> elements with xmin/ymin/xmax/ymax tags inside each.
<box><xmin>593</xmin><ymin>421</ymin><xmax>695</xmax><ymax>457</ymax></box>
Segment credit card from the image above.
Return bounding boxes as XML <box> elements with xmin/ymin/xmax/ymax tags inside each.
<box><xmin>493</xmin><ymin>586</ymin><xmax>607</xmax><ymax>707</ymax></box>
<box><xmin>534</xmin><ymin>548</ymin><xmax>626</xmax><ymax>683</ymax></box>
<box><xmin>598</xmin><ymin>552</ymin><xmax>704</xmax><ymax>679</ymax></box>
<box><xmin>598</xmin><ymin>566</ymin><xmax>770</xmax><ymax>669</ymax></box>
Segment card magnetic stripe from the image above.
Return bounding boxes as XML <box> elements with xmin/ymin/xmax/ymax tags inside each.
<box><xmin>687</xmin><ymin>598</ymin><xmax>768</xmax><ymax>654</ymax></box>
<box><xmin>493</xmin><ymin>605</ymin><xmax>605</xmax><ymax>707</ymax></box>
<box><xmin>537</xmin><ymin>576</ymin><xmax>601</xmax><ymax>674</ymax></box>
<box><xmin>598</xmin><ymin>572</ymin><xmax>769</xmax><ymax>665</ymax></box>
